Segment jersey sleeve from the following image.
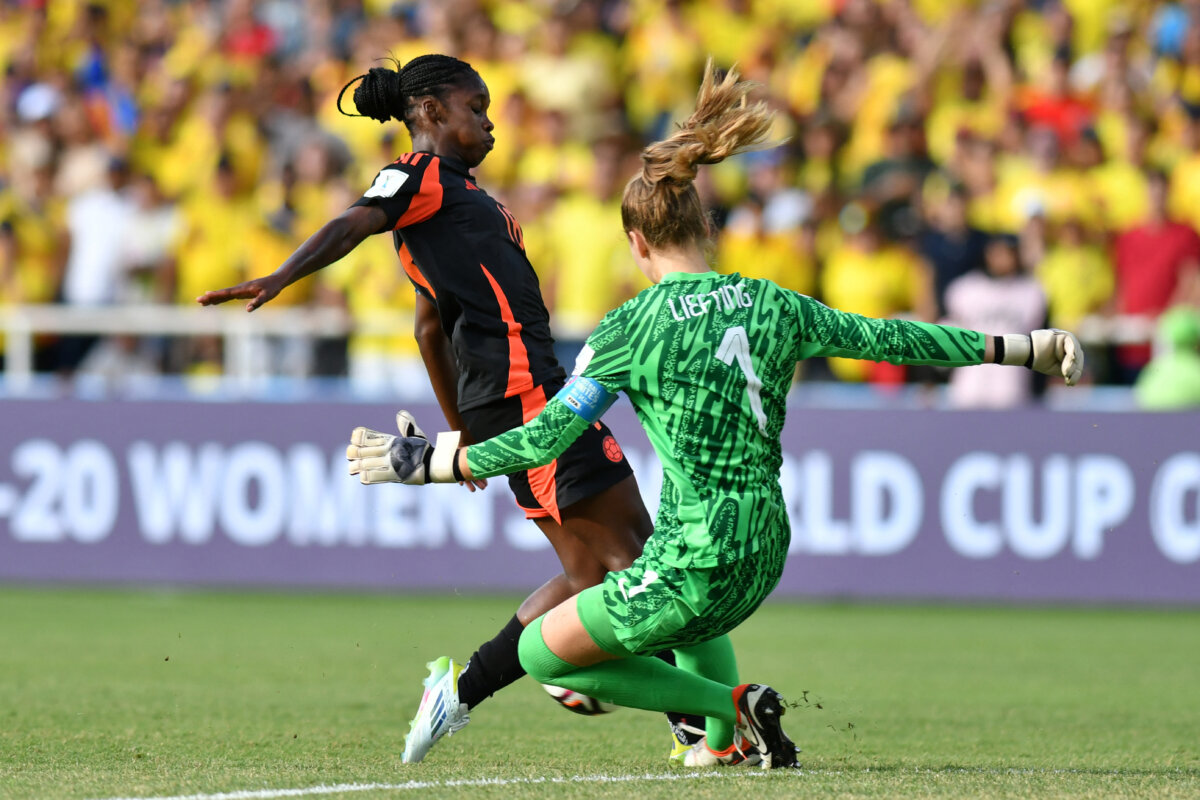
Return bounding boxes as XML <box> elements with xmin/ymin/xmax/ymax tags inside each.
<box><xmin>570</xmin><ymin>311</ymin><xmax>633</xmax><ymax>393</ymax></box>
<box><xmin>464</xmin><ymin>312</ymin><xmax>632</xmax><ymax>480</ymax></box>
<box><xmin>351</xmin><ymin>156</ymin><xmax>442</xmax><ymax>232</ymax></box>
<box><xmin>464</xmin><ymin>397</ymin><xmax>592</xmax><ymax>479</ymax></box>
<box><xmin>786</xmin><ymin>291</ymin><xmax>987</xmax><ymax>366</ymax></box>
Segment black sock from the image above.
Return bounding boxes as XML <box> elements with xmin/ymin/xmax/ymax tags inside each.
<box><xmin>456</xmin><ymin>621</ymin><xmax>703</xmax><ymax>743</ymax></box>
<box><xmin>654</xmin><ymin>649</ymin><xmax>705</xmax><ymax>746</ymax></box>
<box><xmin>456</xmin><ymin>614</ymin><xmax>527</xmax><ymax>709</ymax></box>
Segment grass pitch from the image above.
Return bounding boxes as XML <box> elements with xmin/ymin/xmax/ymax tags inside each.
<box><xmin>1</xmin><ymin>587</ymin><xmax>1197</xmax><ymax>800</ymax></box>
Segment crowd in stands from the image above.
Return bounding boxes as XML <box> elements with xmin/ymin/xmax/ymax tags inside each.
<box><xmin>2</xmin><ymin>0</ymin><xmax>1200</xmax><ymax>407</ymax></box>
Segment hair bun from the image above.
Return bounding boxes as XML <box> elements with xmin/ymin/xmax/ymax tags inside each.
<box><xmin>353</xmin><ymin>66</ymin><xmax>402</xmax><ymax>124</ymax></box>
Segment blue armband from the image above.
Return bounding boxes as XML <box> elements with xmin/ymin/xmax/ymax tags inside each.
<box><xmin>554</xmin><ymin>377</ymin><xmax>617</xmax><ymax>424</ymax></box>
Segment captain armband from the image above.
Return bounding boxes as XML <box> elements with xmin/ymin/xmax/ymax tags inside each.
<box><xmin>554</xmin><ymin>377</ymin><xmax>617</xmax><ymax>424</ymax></box>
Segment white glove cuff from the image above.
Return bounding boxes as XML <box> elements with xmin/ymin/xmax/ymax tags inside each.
<box><xmin>999</xmin><ymin>334</ymin><xmax>1032</xmax><ymax>367</ymax></box>
<box><xmin>430</xmin><ymin>431</ymin><xmax>463</xmax><ymax>483</ymax></box>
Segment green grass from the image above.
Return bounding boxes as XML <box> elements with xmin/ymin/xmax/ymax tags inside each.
<box><xmin>1</xmin><ymin>587</ymin><xmax>1197</xmax><ymax>800</ymax></box>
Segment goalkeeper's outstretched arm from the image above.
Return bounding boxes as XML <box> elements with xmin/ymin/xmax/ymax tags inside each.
<box><xmin>460</xmin><ymin>376</ymin><xmax>617</xmax><ymax>481</ymax></box>
<box><xmin>792</xmin><ymin>294</ymin><xmax>1084</xmax><ymax>384</ymax></box>
<box><xmin>347</xmin><ymin>378</ymin><xmax>616</xmax><ymax>485</ymax></box>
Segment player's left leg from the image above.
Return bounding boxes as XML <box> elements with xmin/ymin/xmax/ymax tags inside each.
<box><xmin>449</xmin><ymin>476</ymin><xmax>645</xmax><ymax>713</ymax></box>
<box><xmin>518</xmin><ymin>590</ymin><xmax>798</xmax><ymax>768</ymax></box>
<box><xmin>402</xmin><ymin>474</ymin><xmax>669</xmax><ymax>764</ymax></box>
<box><xmin>673</xmin><ymin>636</ymin><xmax>739</xmax><ymax>752</ymax></box>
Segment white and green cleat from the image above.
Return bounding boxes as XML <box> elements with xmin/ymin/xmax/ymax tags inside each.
<box><xmin>679</xmin><ymin>735</ymin><xmax>764</xmax><ymax>767</ymax></box>
<box><xmin>668</xmin><ymin>718</ymin><xmax>706</xmax><ymax>763</ymax></box>
<box><xmin>401</xmin><ymin>656</ymin><xmax>470</xmax><ymax>764</ymax></box>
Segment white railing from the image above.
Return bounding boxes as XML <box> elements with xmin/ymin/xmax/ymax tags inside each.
<box><xmin>0</xmin><ymin>304</ymin><xmax>413</xmax><ymax>392</ymax></box>
<box><xmin>0</xmin><ymin>303</ymin><xmax>1159</xmax><ymax>391</ymax></box>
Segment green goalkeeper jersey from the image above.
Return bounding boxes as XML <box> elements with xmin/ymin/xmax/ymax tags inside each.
<box><xmin>467</xmin><ymin>271</ymin><xmax>987</xmax><ymax>568</ymax></box>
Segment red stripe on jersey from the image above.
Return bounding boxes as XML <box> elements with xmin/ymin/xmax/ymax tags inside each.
<box><xmin>398</xmin><ymin>243</ymin><xmax>435</xmax><ymax>299</ymax></box>
<box><xmin>516</xmin><ymin>385</ymin><xmax>560</xmax><ymax>523</ymax></box>
<box><xmin>481</xmin><ymin>265</ymin><xmax>557</xmax><ymax>520</ymax></box>
<box><xmin>394</xmin><ymin>157</ymin><xmax>443</xmax><ymax>229</ymax></box>
<box><xmin>479</xmin><ymin>264</ymin><xmax>533</xmax><ymax>398</ymax></box>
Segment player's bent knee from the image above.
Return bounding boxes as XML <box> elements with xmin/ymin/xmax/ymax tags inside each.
<box><xmin>518</xmin><ymin>615</ymin><xmax>574</xmax><ymax>683</ymax></box>
<box><xmin>563</xmin><ymin>568</ymin><xmax>606</xmax><ymax>595</ymax></box>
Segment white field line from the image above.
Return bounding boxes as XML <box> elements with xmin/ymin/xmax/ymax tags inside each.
<box><xmin>89</xmin><ymin>770</ymin><xmax>769</xmax><ymax>800</ymax></box>
<box><xmin>90</xmin><ymin>765</ymin><xmax>1192</xmax><ymax>800</ymax></box>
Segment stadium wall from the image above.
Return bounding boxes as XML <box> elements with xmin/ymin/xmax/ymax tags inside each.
<box><xmin>0</xmin><ymin>399</ymin><xmax>1197</xmax><ymax>604</ymax></box>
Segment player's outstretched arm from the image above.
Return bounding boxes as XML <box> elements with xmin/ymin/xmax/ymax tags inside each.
<box><xmin>196</xmin><ymin>205</ymin><xmax>388</xmax><ymax>311</ymax></box>
<box><xmin>462</xmin><ymin>377</ymin><xmax>617</xmax><ymax>480</ymax></box>
<box><xmin>792</xmin><ymin>294</ymin><xmax>1085</xmax><ymax>384</ymax></box>
<box><xmin>348</xmin><ymin>378</ymin><xmax>615</xmax><ymax>486</ymax></box>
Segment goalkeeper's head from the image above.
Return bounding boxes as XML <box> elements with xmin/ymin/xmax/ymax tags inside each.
<box><xmin>620</xmin><ymin>58</ymin><xmax>778</xmax><ymax>256</ymax></box>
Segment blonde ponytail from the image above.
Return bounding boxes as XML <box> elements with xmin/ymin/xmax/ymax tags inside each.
<box><xmin>622</xmin><ymin>59</ymin><xmax>777</xmax><ymax>249</ymax></box>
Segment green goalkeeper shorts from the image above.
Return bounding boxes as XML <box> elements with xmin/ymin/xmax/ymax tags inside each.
<box><xmin>577</xmin><ymin>522</ymin><xmax>790</xmax><ymax>657</ymax></box>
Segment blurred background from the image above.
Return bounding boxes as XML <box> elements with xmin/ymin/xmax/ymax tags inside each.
<box><xmin>1</xmin><ymin>0</ymin><xmax>1199</xmax><ymax>410</ymax></box>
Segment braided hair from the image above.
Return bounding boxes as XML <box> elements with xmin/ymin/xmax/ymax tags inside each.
<box><xmin>337</xmin><ymin>54</ymin><xmax>479</xmax><ymax>128</ymax></box>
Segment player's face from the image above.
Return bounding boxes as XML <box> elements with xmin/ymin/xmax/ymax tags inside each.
<box><xmin>439</xmin><ymin>77</ymin><xmax>495</xmax><ymax>168</ymax></box>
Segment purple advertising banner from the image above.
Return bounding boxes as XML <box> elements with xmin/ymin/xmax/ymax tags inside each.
<box><xmin>0</xmin><ymin>399</ymin><xmax>1197</xmax><ymax>603</ymax></box>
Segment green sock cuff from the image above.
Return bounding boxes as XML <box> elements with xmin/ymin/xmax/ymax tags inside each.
<box><xmin>517</xmin><ymin>614</ymin><xmax>575</xmax><ymax>683</ymax></box>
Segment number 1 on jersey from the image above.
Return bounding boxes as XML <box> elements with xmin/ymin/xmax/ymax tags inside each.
<box><xmin>716</xmin><ymin>325</ymin><xmax>769</xmax><ymax>435</ymax></box>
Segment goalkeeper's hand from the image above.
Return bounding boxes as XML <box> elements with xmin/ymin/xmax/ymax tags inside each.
<box><xmin>346</xmin><ymin>410</ymin><xmax>474</xmax><ymax>487</ymax></box>
<box><xmin>998</xmin><ymin>329</ymin><xmax>1085</xmax><ymax>386</ymax></box>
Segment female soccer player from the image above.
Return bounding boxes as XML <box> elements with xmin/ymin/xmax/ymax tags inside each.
<box><xmin>196</xmin><ymin>54</ymin><xmax>700</xmax><ymax>763</ymax></box>
<box><xmin>350</xmin><ymin>61</ymin><xmax>1085</xmax><ymax>768</ymax></box>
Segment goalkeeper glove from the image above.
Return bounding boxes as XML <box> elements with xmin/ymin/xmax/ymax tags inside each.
<box><xmin>998</xmin><ymin>329</ymin><xmax>1085</xmax><ymax>386</ymax></box>
<box><xmin>346</xmin><ymin>410</ymin><xmax>462</xmax><ymax>485</ymax></box>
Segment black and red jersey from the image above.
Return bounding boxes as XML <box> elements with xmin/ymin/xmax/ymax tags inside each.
<box><xmin>352</xmin><ymin>152</ymin><xmax>565</xmax><ymax>411</ymax></box>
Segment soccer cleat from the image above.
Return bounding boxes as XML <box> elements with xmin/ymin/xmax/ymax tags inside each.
<box><xmin>732</xmin><ymin>684</ymin><xmax>799</xmax><ymax>769</ymax></box>
<box><xmin>680</xmin><ymin>735</ymin><xmax>764</xmax><ymax>767</ymax></box>
<box><xmin>401</xmin><ymin>656</ymin><xmax>470</xmax><ymax>764</ymax></box>
<box><xmin>668</xmin><ymin>716</ymin><xmax>706</xmax><ymax>763</ymax></box>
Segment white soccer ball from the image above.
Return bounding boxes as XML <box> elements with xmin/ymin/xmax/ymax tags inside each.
<box><xmin>541</xmin><ymin>683</ymin><xmax>619</xmax><ymax>716</ymax></box>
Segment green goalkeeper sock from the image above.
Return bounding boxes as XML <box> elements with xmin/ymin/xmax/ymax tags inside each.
<box><xmin>518</xmin><ymin>615</ymin><xmax>737</xmax><ymax>723</ymax></box>
<box><xmin>674</xmin><ymin>636</ymin><xmax>739</xmax><ymax>751</ymax></box>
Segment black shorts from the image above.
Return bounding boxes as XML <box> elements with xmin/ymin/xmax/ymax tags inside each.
<box><xmin>460</xmin><ymin>381</ymin><xmax>633</xmax><ymax>522</ymax></box>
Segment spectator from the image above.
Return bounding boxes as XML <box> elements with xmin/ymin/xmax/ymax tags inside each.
<box><xmin>1</xmin><ymin>0</ymin><xmax>1198</xmax><ymax>395</ymax></box>
<box><xmin>861</xmin><ymin>107</ymin><xmax>934</xmax><ymax>241</ymax></box>
<box><xmin>917</xmin><ymin>178</ymin><xmax>989</xmax><ymax>317</ymax></box>
<box><xmin>542</xmin><ymin>137</ymin><xmax>640</xmax><ymax>365</ymax></box>
<box><xmin>720</xmin><ymin>192</ymin><xmax>817</xmax><ymax>297</ymax></box>
<box><xmin>1090</xmin><ymin>112</ymin><xmax>1152</xmax><ymax>231</ymax></box>
<box><xmin>820</xmin><ymin>202</ymin><xmax>934</xmax><ymax>383</ymax></box>
<box><xmin>943</xmin><ymin>234</ymin><xmax>1049</xmax><ymax>409</ymax></box>
<box><xmin>1018</xmin><ymin>47</ymin><xmax>1095</xmax><ymax>149</ymax></box>
<box><xmin>1112</xmin><ymin>169</ymin><xmax>1200</xmax><ymax>381</ymax></box>
<box><xmin>1037</xmin><ymin>216</ymin><xmax>1115</xmax><ymax>331</ymax></box>
<box><xmin>56</xmin><ymin>156</ymin><xmax>136</xmax><ymax>374</ymax></box>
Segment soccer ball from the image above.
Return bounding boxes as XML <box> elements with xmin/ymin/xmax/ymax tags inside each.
<box><xmin>541</xmin><ymin>683</ymin><xmax>618</xmax><ymax>715</ymax></box>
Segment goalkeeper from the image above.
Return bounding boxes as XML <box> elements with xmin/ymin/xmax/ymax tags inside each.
<box><xmin>348</xmin><ymin>61</ymin><xmax>1084</xmax><ymax>768</ymax></box>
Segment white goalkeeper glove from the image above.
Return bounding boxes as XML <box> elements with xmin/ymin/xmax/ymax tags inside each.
<box><xmin>998</xmin><ymin>329</ymin><xmax>1085</xmax><ymax>386</ymax></box>
<box><xmin>346</xmin><ymin>410</ymin><xmax>462</xmax><ymax>485</ymax></box>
